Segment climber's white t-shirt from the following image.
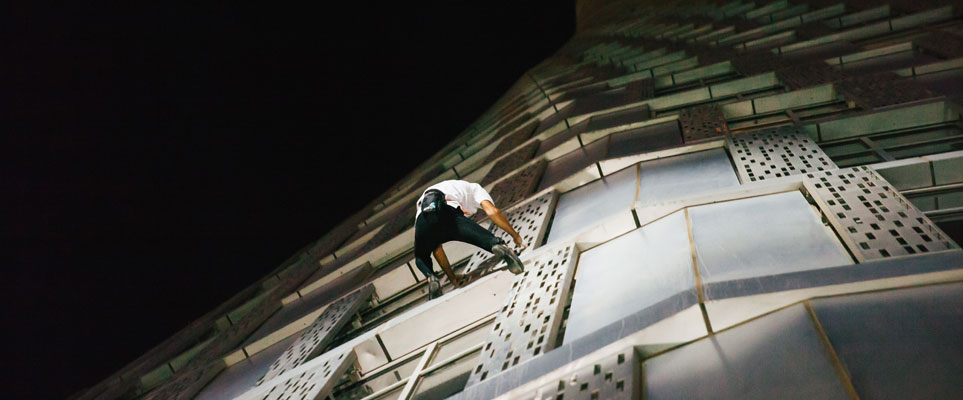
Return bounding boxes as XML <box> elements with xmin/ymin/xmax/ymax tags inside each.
<box><xmin>416</xmin><ymin>180</ymin><xmax>494</xmax><ymax>218</ymax></box>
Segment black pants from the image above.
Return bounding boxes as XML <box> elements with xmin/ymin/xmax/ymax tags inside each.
<box><xmin>414</xmin><ymin>202</ymin><xmax>501</xmax><ymax>279</ymax></box>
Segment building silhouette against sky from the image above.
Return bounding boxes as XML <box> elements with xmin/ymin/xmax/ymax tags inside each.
<box><xmin>75</xmin><ymin>0</ymin><xmax>963</xmax><ymax>398</ymax></box>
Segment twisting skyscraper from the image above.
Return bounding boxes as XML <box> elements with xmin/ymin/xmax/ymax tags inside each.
<box><xmin>76</xmin><ymin>0</ymin><xmax>963</xmax><ymax>398</ymax></box>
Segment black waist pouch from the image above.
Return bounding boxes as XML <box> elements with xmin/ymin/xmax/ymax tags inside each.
<box><xmin>421</xmin><ymin>189</ymin><xmax>446</xmax><ymax>214</ymax></box>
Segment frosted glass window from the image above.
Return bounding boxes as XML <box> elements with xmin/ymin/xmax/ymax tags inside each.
<box><xmin>564</xmin><ymin>211</ymin><xmax>696</xmax><ymax>344</ymax></box>
<box><xmin>644</xmin><ymin>304</ymin><xmax>851</xmax><ymax>399</ymax></box>
<box><xmin>410</xmin><ymin>349</ymin><xmax>480</xmax><ymax>400</ymax></box>
<box><xmin>688</xmin><ymin>191</ymin><xmax>851</xmax><ymax>295</ymax></box>
<box><xmin>334</xmin><ymin>354</ymin><xmax>422</xmax><ymax>400</ymax></box>
<box><xmin>430</xmin><ymin>320</ymin><xmax>493</xmax><ymax>366</ymax></box>
<box><xmin>368</xmin><ymin>386</ymin><xmax>403</xmax><ymax>400</ymax></box>
<box><xmin>811</xmin><ymin>283</ymin><xmax>963</xmax><ymax>400</ymax></box>
<box><xmin>636</xmin><ymin>148</ymin><xmax>739</xmax><ymax>206</ymax></box>
<box><xmin>547</xmin><ymin>165</ymin><xmax>637</xmax><ymax>242</ymax></box>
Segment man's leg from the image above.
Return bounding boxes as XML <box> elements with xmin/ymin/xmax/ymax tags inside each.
<box><xmin>452</xmin><ymin>214</ymin><xmax>525</xmax><ymax>274</ymax></box>
<box><xmin>414</xmin><ymin>215</ymin><xmax>443</xmax><ymax>299</ymax></box>
<box><xmin>433</xmin><ymin>246</ymin><xmax>460</xmax><ymax>287</ymax></box>
<box><xmin>413</xmin><ymin>248</ymin><xmax>435</xmax><ymax>280</ymax></box>
<box><xmin>450</xmin><ymin>213</ymin><xmax>502</xmax><ymax>251</ymax></box>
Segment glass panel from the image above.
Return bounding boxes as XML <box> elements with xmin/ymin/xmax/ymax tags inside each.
<box><xmin>430</xmin><ymin>320</ymin><xmax>494</xmax><ymax>366</ymax></box>
<box><xmin>840</xmin><ymin>51</ymin><xmax>936</xmax><ymax>75</ymax></box>
<box><xmin>564</xmin><ymin>211</ymin><xmax>696</xmax><ymax>345</ymax></box>
<box><xmin>606</xmin><ymin>120</ymin><xmax>683</xmax><ymax>159</ymax></box>
<box><xmin>586</xmin><ymin>105</ymin><xmax>650</xmax><ymax>131</ymax></box>
<box><xmin>811</xmin><ymin>283</ymin><xmax>963</xmax><ymax>400</ymax></box>
<box><xmin>643</xmin><ymin>304</ymin><xmax>851</xmax><ymax>399</ymax></box>
<box><xmin>370</xmin><ymin>259</ymin><xmax>419</xmax><ymax>300</ymax></box>
<box><xmin>537</xmin><ymin>119</ymin><xmax>586</xmax><ymax>157</ymax></box>
<box><xmin>195</xmin><ymin>329</ymin><xmax>304</xmax><ymax>400</ymax></box>
<box><xmin>369</xmin><ymin>386</ymin><xmax>404</xmax><ymax>400</ymax></box>
<box><xmin>366</xmin><ymin>355</ymin><xmax>421</xmax><ymax>391</ymax></box>
<box><xmin>637</xmin><ymin>148</ymin><xmax>740</xmax><ymax>206</ymax></box>
<box><xmin>688</xmin><ymin>191</ymin><xmax>852</xmax><ymax>296</ymax></box>
<box><xmin>914</xmin><ymin>69</ymin><xmax>963</xmax><ymax>97</ymax></box>
<box><xmin>935</xmin><ymin>219</ymin><xmax>963</xmax><ymax>245</ymax></box>
<box><xmin>547</xmin><ymin>165</ymin><xmax>638</xmax><ymax>242</ymax></box>
<box><xmin>538</xmin><ymin>138</ymin><xmax>608</xmax><ymax>190</ymax></box>
<box><xmin>834</xmin><ymin>152</ymin><xmax>884</xmax><ymax>167</ymax></box>
<box><xmin>793</xmin><ymin>102</ymin><xmax>850</xmax><ymax>119</ymax></box>
<box><xmin>337</xmin><ymin>353</ymin><xmax>422</xmax><ymax>400</ymax></box>
<box><xmin>822</xmin><ymin>140</ymin><xmax>870</xmax><ymax>157</ymax></box>
<box><xmin>363</xmin><ymin>286</ymin><xmax>428</xmax><ymax>323</ymax></box>
<box><xmin>938</xmin><ymin>190</ymin><xmax>963</xmax><ymax>208</ymax></box>
<box><xmin>409</xmin><ymin>349</ymin><xmax>481</xmax><ymax>400</ymax></box>
<box><xmin>728</xmin><ymin>116</ymin><xmax>790</xmax><ymax>130</ymax></box>
<box><xmin>873</xmin><ymin>126</ymin><xmax>962</xmax><ymax>148</ymax></box>
<box><xmin>908</xmin><ymin>194</ymin><xmax>938</xmax><ymax>211</ymax></box>
<box><xmin>889</xmin><ymin>142</ymin><xmax>963</xmax><ymax>159</ymax></box>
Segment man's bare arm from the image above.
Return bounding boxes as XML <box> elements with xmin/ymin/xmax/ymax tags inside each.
<box><xmin>433</xmin><ymin>246</ymin><xmax>459</xmax><ymax>287</ymax></box>
<box><xmin>480</xmin><ymin>200</ymin><xmax>526</xmax><ymax>250</ymax></box>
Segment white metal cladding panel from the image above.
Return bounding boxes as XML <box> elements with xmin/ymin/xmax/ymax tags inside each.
<box><xmin>547</xmin><ymin>165</ymin><xmax>638</xmax><ymax>243</ymax></box>
<box><xmin>806</xmin><ymin>166</ymin><xmax>958</xmax><ymax>262</ymax></box>
<box><xmin>636</xmin><ymin>148</ymin><xmax>740</xmax><ymax>206</ymax></box>
<box><xmin>564</xmin><ymin>211</ymin><xmax>696</xmax><ymax>345</ymax></box>
<box><xmin>234</xmin><ymin>349</ymin><xmax>356</xmax><ymax>400</ymax></box>
<box><xmin>727</xmin><ymin>126</ymin><xmax>836</xmax><ymax>182</ymax></box>
<box><xmin>370</xmin><ymin>260</ymin><xmax>419</xmax><ymax>299</ymax></box>
<box><xmin>516</xmin><ymin>347</ymin><xmax>640</xmax><ymax>400</ymax></box>
<box><xmin>258</xmin><ymin>285</ymin><xmax>373</xmax><ymax>384</ymax></box>
<box><xmin>463</xmin><ymin>190</ymin><xmax>558</xmax><ymax>275</ymax></box>
<box><xmin>466</xmin><ymin>244</ymin><xmax>579</xmax><ymax>386</ymax></box>
<box><xmin>689</xmin><ymin>191</ymin><xmax>853</xmax><ymax>285</ymax></box>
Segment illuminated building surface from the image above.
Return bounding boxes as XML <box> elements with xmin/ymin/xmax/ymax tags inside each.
<box><xmin>75</xmin><ymin>0</ymin><xmax>963</xmax><ymax>398</ymax></box>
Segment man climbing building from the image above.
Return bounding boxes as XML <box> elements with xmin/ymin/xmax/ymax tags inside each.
<box><xmin>414</xmin><ymin>179</ymin><xmax>527</xmax><ymax>299</ymax></box>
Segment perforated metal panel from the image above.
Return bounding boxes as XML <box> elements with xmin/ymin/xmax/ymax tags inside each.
<box><xmin>487</xmin><ymin>159</ymin><xmax>548</xmax><ymax>211</ymax></box>
<box><xmin>482</xmin><ymin>140</ymin><xmax>542</xmax><ymax>186</ymax></box>
<box><xmin>485</xmin><ymin>121</ymin><xmax>539</xmax><ymax>164</ymax></box>
<box><xmin>465</xmin><ymin>243</ymin><xmax>579</xmax><ymax>386</ymax></box>
<box><xmin>718</xmin><ymin>16</ymin><xmax>760</xmax><ymax>33</ymax></box>
<box><xmin>794</xmin><ymin>21</ymin><xmax>836</xmax><ymax>40</ymax></box>
<box><xmin>835</xmin><ymin>72</ymin><xmax>938</xmax><ymax>110</ymax></box>
<box><xmin>679</xmin><ymin>103</ymin><xmax>728</xmax><ymax>143</ymax></box>
<box><xmin>358</xmin><ymin>207</ymin><xmax>416</xmax><ymax>255</ymax></box>
<box><xmin>143</xmin><ymin>292</ymin><xmax>295</xmax><ymax>400</ymax></box>
<box><xmin>915</xmin><ymin>30</ymin><xmax>963</xmax><ymax>59</ymax></box>
<box><xmin>237</xmin><ymin>350</ymin><xmax>356</xmax><ymax>400</ymax></box>
<box><xmin>143</xmin><ymin>360</ymin><xmax>226</xmax><ymax>400</ymax></box>
<box><xmin>492</xmin><ymin>113</ymin><xmax>534</xmax><ymax>141</ymax></box>
<box><xmin>258</xmin><ymin>285</ymin><xmax>373</xmax><ymax>384</ymax></box>
<box><xmin>463</xmin><ymin>190</ymin><xmax>558</xmax><ymax>275</ymax></box>
<box><xmin>684</xmin><ymin>44</ymin><xmax>731</xmax><ymax>66</ymax></box>
<box><xmin>518</xmin><ymin>347</ymin><xmax>639</xmax><ymax>400</ymax></box>
<box><xmin>775</xmin><ymin>60</ymin><xmax>843</xmax><ymax>90</ymax></box>
<box><xmin>732</xmin><ymin>51</ymin><xmax>791</xmax><ymax>77</ymax></box>
<box><xmin>625</xmin><ymin>77</ymin><xmax>655</xmax><ymax>100</ymax></box>
<box><xmin>807</xmin><ymin>166</ymin><xmax>958</xmax><ymax>262</ymax></box>
<box><xmin>728</xmin><ymin>126</ymin><xmax>837</xmax><ymax>182</ymax></box>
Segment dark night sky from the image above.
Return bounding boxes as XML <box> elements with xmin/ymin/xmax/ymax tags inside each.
<box><xmin>6</xmin><ymin>3</ymin><xmax>574</xmax><ymax>399</ymax></box>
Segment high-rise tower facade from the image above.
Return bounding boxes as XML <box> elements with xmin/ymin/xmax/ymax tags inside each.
<box><xmin>76</xmin><ymin>0</ymin><xmax>963</xmax><ymax>399</ymax></box>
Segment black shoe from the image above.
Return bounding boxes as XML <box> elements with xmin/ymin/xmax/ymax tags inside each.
<box><xmin>492</xmin><ymin>244</ymin><xmax>524</xmax><ymax>275</ymax></box>
<box><xmin>428</xmin><ymin>275</ymin><xmax>443</xmax><ymax>299</ymax></box>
